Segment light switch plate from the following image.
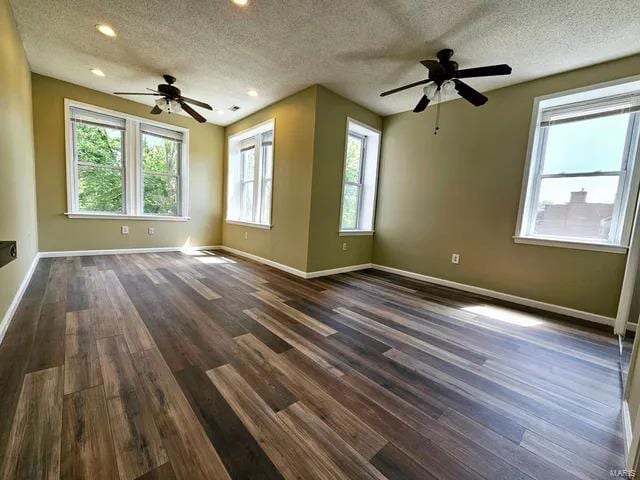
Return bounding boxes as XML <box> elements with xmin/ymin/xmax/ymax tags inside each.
<box><xmin>121</xmin><ymin>226</ymin><xmax>129</xmax><ymax>235</ymax></box>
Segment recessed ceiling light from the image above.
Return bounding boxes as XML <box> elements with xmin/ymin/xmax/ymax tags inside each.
<box><xmin>232</xmin><ymin>0</ymin><xmax>249</xmax><ymax>6</ymax></box>
<box><xmin>96</xmin><ymin>24</ymin><xmax>117</xmax><ymax>37</ymax></box>
<box><xmin>90</xmin><ymin>68</ymin><xmax>105</xmax><ymax>77</ymax></box>
<box><xmin>247</xmin><ymin>89</ymin><xmax>258</xmax><ymax>97</ymax></box>
<box><xmin>216</xmin><ymin>110</ymin><xmax>225</xmax><ymax>116</ymax></box>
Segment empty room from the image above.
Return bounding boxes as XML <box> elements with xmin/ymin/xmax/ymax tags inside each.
<box><xmin>2</xmin><ymin>0</ymin><xmax>640</xmax><ymax>478</ymax></box>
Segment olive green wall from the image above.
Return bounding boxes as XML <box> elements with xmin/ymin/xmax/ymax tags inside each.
<box><xmin>374</xmin><ymin>54</ymin><xmax>640</xmax><ymax>317</ymax></box>
<box><xmin>223</xmin><ymin>86</ymin><xmax>317</xmax><ymax>271</ymax></box>
<box><xmin>307</xmin><ymin>86</ymin><xmax>381</xmax><ymax>272</ymax></box>
<box><xmin>31</xmin><ymin>74</ymin><xmax>224</xmax><ymax>252</ymax></box>
<box><xmin>0</xmin><ymin>0</ymin><xmax>39</xmax><ymax>328</ymax></box>
<box><xmin>223</xmin><ymin>85</ymin><xmax>381</xmax><ymax>273</ymax></box>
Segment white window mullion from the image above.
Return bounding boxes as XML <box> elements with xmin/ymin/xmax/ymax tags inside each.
<box><xmin>180</xmin><ymin>131</ymin><xmax>190</xmax><ymax>217</ymax></box>
<box><xmin>253</xmin><ymin>134</ymin><xmax>263</xmax><ymax>223</ymax></box>
<box><xmin>126</xmin><ymin>118</ymin><xmax>138</xmax><ymax>216</ymax></box>
<box><xmin>69</xmin><ymin>118</ymin><xmax>79</xmax><ymax>213</ymax></box>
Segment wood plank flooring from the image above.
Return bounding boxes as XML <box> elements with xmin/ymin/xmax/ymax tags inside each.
<box><xmin>0</xmin><ymin>250</ymin><xmax>629</xmax><ymax>479</ymax></box>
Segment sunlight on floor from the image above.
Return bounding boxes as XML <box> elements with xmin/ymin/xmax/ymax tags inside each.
<box><xmin>182</xmin><ymin>250</ymin><xmax>207</xmax><ymax>256</ymax></box>
<box><xmin>196</xmin><ymin>256</ymin><xmax>229</xmax><ymax>264</ymax></box>
<box><xmin>462</xmin><ymin>304</ymin><xmax>544</xmax><ymax>327</ymax></box>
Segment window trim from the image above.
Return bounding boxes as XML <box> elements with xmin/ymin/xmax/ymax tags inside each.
<box><xmin>514</xmin><ymin>75</ymin><xmax>640</xmax><ymax>253</ymax></box>
<box><xmin>64</xmin><ymin>99</ymin><xmax>190</xmax><ymax>221</ymax></box>
<box><xmin>225</xmin><ymin>118</ymin><xmax>275</xmax><ymax>229</ymax></box>
<box><xmin>339</xmin><ymin>117</ymin><xmax>381</xmax><ymax>234</ymax></box>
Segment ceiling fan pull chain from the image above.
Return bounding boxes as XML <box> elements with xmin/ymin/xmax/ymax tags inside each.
<box><xmin>434</xmin><ymin>89</ymin><xmax>442</xmax><ymax>135</ymax></box>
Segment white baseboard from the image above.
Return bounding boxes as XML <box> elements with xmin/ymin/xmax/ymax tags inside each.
<box><xmin>623</xmin><ymin>399</ymin><xmax>633</xmax><ymax>464</ymax></box>
<box><xmin>0</xmin><ymin>253</ymin><xmax>41</xmax><ymax>345</ymax></box>
<box><xmin>218</xmin><ymin>246</ymin><xmax>372</xmax><ymax>279</ymax></box>
<box><xmin>218</xmin><ymin>246</ymin><xmax>308</xmax><ymax>277</ymax></box>
<box><xmin>40</xmin><ymin>245</ymin><xmax>221</xmax><ymax>258</ymax></box>
<box><xmin>371</xmin><ymin>263</ymin><xmax>620</xmax><ymax>329</ymax></box>
<box><xmin>305</xmin><ymin>263</ymin><xmax>372</xmax><ymax>279</ymax></box>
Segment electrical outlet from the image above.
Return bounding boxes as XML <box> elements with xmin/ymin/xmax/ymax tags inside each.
<box><xmin>244</xmin><ymin>231</ymin><xmax>248</xmax><ymax>240</ymax></box>
<box><xmin>451</xmin><ymin>253</ymin><xmax>460</xmax><ymax>264</ymax></box>
<box><xmin>121</xmin><ymin>225</ymin><xmax>129</xmax><ymax>235</ymax></box>
<box><xmin>342</xmin><ymin>242</ymin><xmax>348</xmax><ymax>251</ymax></box>
<box><xmin>148</xmin><ymin>227</ymin><xmax>155</xmax><ymax>235</ymax></box>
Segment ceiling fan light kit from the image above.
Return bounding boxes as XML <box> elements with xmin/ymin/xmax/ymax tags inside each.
<box><xmin>114</xmin><ymin>74</ymin><xmax>213</xmax><ymax>123</ymax></box>
<box><xmin>380</xmin><ymin>49</ymin><xmax>512</xmax><ymax>133</ymax></box>
<box><xmin>155</xmin><ymin>97</ymin><xmax>182</xmax><ymax>114</ymax></box>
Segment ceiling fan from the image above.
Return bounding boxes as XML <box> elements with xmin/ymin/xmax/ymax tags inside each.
<box><xmin>114</xmin><ymin>75</ymin><xmax>212</xmax><ymax>123</ymax></box>
<box><xmin>380</xmin><ymin>49</ymin><xmax>512</xmax><ymax>113</ymax></box>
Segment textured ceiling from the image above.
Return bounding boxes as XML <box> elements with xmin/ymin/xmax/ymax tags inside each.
<box><xmin>9</xmin><ymin>0</ymin><xmax>640</xmax><ymax>126</ymax></box>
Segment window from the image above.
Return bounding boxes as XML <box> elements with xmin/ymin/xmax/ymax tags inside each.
<box><xmin>72</xmin><ymin>109</ymin><xmax>126</xmax><ymax>214</ymax></box>
<box><xmin>516</xmin><ymin>80</ymin><xmax>640</xmax><ymax>252</ymax></box>
<box><xmin>65</xmin><ymin>100</ymin><xmax>189</xmax><ymax>219</ymax></box>
<box><xmin>340</xmin><ymin>119</ymin><xmax>381</xmax><ymax>233</ymax></box>
<box><xmin>141</xmin><ymin>124</ymin><xmax>183</xmax><ymax>216</ymax></box>
<box><xmin>226</xmin><ymin>120</ymin><xmax>274</xmax><ymax>227</ymax></box>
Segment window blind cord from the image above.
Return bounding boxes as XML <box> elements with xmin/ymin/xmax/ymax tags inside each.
<box><xmin>434</xmin><ymin>88</ymin><xmax>442</xmax><ymax>135</ymax></box>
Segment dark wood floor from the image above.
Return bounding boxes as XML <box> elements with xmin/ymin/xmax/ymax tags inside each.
<box><xmin>0</xmin><ymin>250</ymin><xmax>627</xmax><ymax>479</ymax></box>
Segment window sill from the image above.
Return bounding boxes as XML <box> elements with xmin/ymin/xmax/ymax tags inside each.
<box><xmin>513</xmin><ymin>235</ymin><xmax>628</xmax><ymax>254</ymax></box>
<box><xmin>65</xmin><ymin>213</ymin><xmax>190</xmax><ymax>222</ymax></box>
<box><xmin>339</xmin><ymin>230</ymin><xmax>375</xmax><ymax>236</ymax></box>
<box><xmin>225</xmin><ymin>219</ymin><xmax>272</xmax><ymax>230</ymax></box>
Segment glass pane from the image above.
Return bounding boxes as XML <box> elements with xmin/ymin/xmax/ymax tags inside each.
<box><xmin>143</xmin><ymin>174</ymin><xmax>178</xmax><ymax>215</ymax></box>
<box><xmin>262</xmin><ymin>144</ymin><xmax>273</xmax><ymax>180</ymax></box>
<box><xmin>142</xmin><ymin>133</ymin><xmax>179</xmax><ymax>174</ymax></box>
<box><xmin>533</xmin><ymin>175</ymin><xmax>620</xmax><ymax>240</ymax></box>
<box><xmin>78</xmin><ymin>165</ymin><xmax>123</xmax><ymax>213</ymax></box>
<box><xmin>341</xmin><ymin>184</ymin><xmax>360</xmax><ymax>229</ymax></box>
<box><xmin>260</xmin><ymin>179</ymin><xmax>272</xmax><ymax>224</ymax></box>
<box><xmin>242</xmin><ymin>148</ymin><xmax>255</xmax><ymax>181</ymax></box>
<box><xmin>345</xmin><ymin>135</ymin><xmax>363</xmax><ymax>183</ymax></box>
<box><xmin>75</xmin><ymin>122</ymin><xmax>122</xmax><ymax>167</ymax></box>
<box><xmin>241</xmin><ymin>181</ymin><xmax>254</xmax><ymax>221</ymax></box>
<box><xmin>542</xmin><ymin>114</ymin><xmax>630</xmax><ymax>174</ymax></box>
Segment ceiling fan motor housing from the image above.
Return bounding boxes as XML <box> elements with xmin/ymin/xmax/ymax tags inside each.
<box><xmin>158</xmin><ymin>83</ymin><xmax>180</xmax><ymax>99</ymax></box>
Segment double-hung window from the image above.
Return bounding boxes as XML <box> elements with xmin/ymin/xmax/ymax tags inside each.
<box><xmin>141</xmin><ymin>124</ymin><xmax>183</xmax><ymax>216</ymax></box>
<box><xmin>339</xmin><ymin>119</ymin><xmax>381</xmax><ymax>233</ymax></box>
<box><xmin>71</xmin><ymin>108</ymin><xmax>126</xmax><ymax>214</ymax></box>
<box><xmin>226</xmin><ymin>120</ymin><xmax>274</xmax><ymax>227</ymax></box>
<box><xmin>516</xmin><ymin>81</ymin><xmax>640</xmax><ymax>252</ymax></box>
<box><xmin>66</xmin><ymin>100</ymin><xmax>189</xmax><ymax>220</ymax></box>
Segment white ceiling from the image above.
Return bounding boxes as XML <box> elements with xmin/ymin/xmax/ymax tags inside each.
<box><xmin>9</xmin><ymin>0</ymin><xmax>640</xmax><ymax>126</ymax></box>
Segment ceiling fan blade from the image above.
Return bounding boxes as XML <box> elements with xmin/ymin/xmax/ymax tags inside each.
<box><xmin>114</xmin><ymin>92</ymin><xmax>161</xmax><ymax>96</ymax></box>
<box><xmin>413</xmin><ymin>95</ymin><xmax>430</xmax><ymax>113</ymax></box>
<box><xmin>380</xmin><ymin>79</ymin><xmax>430</xmax><ymax>97</ymax></box>
<box><xmin>180</xmin><ymin>96</ymin><xmax>213</xmax><ymax>111</ymax></box>
<box><xmin>420</xmin><ymin>59</ymin><xmax>445</xmax><ymax>76</ymax></box>
<box><xmin>179</xmin><ymin>101</ymin><xmax>207</xmax><ymax>123</ymax></box>
<box><xmin>453</xmin><ymin>79</ymin><xmax>488</xmax><ymax>106</ymax></box>
<box><xmin>150</xmin><ymin>105</ymin><xmax>162</xmax><ymax>114</ymax></box>
<box><xmin>455</xmin><ymin>64</ymin><xmax>512</xmax><ymax>79</ymax></box>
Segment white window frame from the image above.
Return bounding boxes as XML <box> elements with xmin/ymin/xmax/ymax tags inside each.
<box><xmin>64</xmin><ymin>99</ymin><xmax>190</xmax><ymax>221</ymax></box>
<box><xmin>226</xmin><ymin>119</ymin><xmax>275</xmax><ymax>229</ymax></box>
<box><xmin>514</xmin><ymin>76</ymin><xmax>640</xmax><ymax>254</ymax></box>
<box><xmin>339</xmin><ymin>118</ymin><xmax>381</xmax><ymax>235</ymax></box>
